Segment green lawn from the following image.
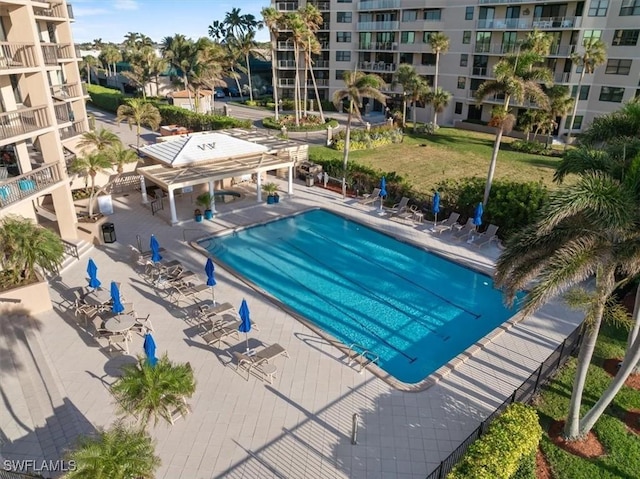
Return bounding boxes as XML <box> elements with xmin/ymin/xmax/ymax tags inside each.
<box><xmin>535</xmin><ymin>322</ymin><xmax>640</xmax><ymax>478</ymax></box>
<box><xmin>309</xmin><ymin>127</ymin><xmax>563</xmax><ymax>192</ymax></box>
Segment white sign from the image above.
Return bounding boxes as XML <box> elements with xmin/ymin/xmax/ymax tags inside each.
<box><xmin>97</xmin><ymin>195</ymin><xmax>114</xmax><ymax>215</ymax></box>
<box><xmin>182</xmin><ymin>186</ymin><xmax>193</xmax><ymax>193</ymax></box>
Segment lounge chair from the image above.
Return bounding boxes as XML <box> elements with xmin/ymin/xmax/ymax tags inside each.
<box><xmin>168</xmin><ymin>283</ymin><xmax>209</xmax><ymax>305</ymax></box>
<box><xmin>431</xmin><ymin>212</ymin><xmax>461</xmax><ymax>234</ymax></box>
<box><xmin>234</xmin><ymin>343</ymin><xmax>288</xmax><ymax>383</ymax></box>
<box><xmin>255</xmin><ymin>343</ymin><xmax>290</xmax><ymax>362</ymax></box>
<box><xmin>389</xmin><ymin>197</ymin><xmax>410</xmax><ymax>216</ymax></box>
<box><xmin>450</xmin><ymin>218</ymin><xmax>476</xmax><ymax>241</ymax></box>
<box><xmin>395</xmin><ymin>204</ymin><xmax>421</xmax><ymax>223</ymax></box>
<box><xmin>469</xmin><ymin>224</ymin><xmax>499</xmax><ymax>248</ymax></box>
<box><xmin>358</xmin><ymin>188</ymin><xmax>381</xmax><ymax>205</ymax></box>
<box><xmin>201</xmin><ymin>321</ymin><xmax>241</xmax><ymax>347</ymax></box>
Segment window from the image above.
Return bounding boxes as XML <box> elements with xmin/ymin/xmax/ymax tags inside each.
<box><xmin>457</xmin><ymin>77</ymin><xmax>466</xmax><ymax>89</ymax></box>
<box><xmin>402</xmin><ymin>10</ymin><xmax>418</xmax><ymax>22</ymax></box>
<box><xmin>620</xmin><ymin>0</ymin><xmax>640</xmax><ymax>15</ymax></box>
<box><xmin>588</xmin><ymin>0</ymin><xmax>609</xmax><ymax>16</ymax></box>
<box><xmin>605</xmin><ymin>59</ymin><xmax>632</xmax><ymax>75</ymax></box>
<box><xmin>599</xmin><ymin>86</ymin><xmax>625</xmax><ymax>102</ymax></box>
<box><xmin>336</xmin><ymin>32</ymin><xmax>351</xmax><ymax>43</ymax></box>
<box><xmin>460</xmin><ymin>54</ymin><xmax>468</xmax><ymax>67</ymax></box>
<box><xmin>401</xmin><ymin>31</ymin><xmax>415</xmax><ymax>44</ymax></box>
<box><xmin>566</xmin><ymin>115</ymin><xmax>584</xmax><ymax>129</ymax></box>
<box><xmin>424</xmin><ymin>9</ymin><xmax>442</xmax><ymax>21</ymax></box>
<box><xmin>336</xmin><ymin>51</ymin><xmax>351</xmax><ymax>62</ymax></box>
<box><xmin>571</xmin><ymin>85</ymin><xmax>590</xmax><ymax>100</ymax></box>
<box><xmin>335</xmin><ymin>70</ymin><xmax>346</xmax><ymax>80</ymax></box>
<box><xmin>462</xmin><ymin>31</ymin><xmax>471</xmax><ymax>44</ymax></box>
<box><xmin>421</xmin><ymin>53</ymin><xmax>436</xmax><ymax>65</ymax></box>
<box><xmin>337</xmin><ymin>12</ymin><xmax>352</xmax><ymax>23</ymax></box>
<box><xmin>613</xmin><ymin>29</ymin><xmax>639</xmax><ymax>46</ymax></box>
<box><xmin>399</xmin><ymin>52</ymin><xmax>413</xmax><ymax>64</ymax></box>
<box><xmin>582</xmin><ymin>30</ymin><xmax>602</xmax><ymax>45</ymax></box>
<box><xmin>423</xmin><ymin>31</ymin><xmax>435</xmax><ymax>43</ymax></box>
<box><xmin>337</xmin><ymin>0</ymin><xmax>352</xmax><ymax>2</ymax></box>
<box><xmin>465</xmin><ymin>6</ymin><xmax>474</xmax><ymax>20</ymax></box>
<box><xmin>455</xmin><ymin>102</ymin><xmax>463</xmax><ymax>114</ymax></box>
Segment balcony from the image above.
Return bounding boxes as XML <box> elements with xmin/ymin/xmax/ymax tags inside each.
<box><xmin>51</xmin><ymin>83</ymin><xmax>82</xmax><ymax>99</ymax></box>
<box><xmin>41</xmin><ymin>44</ymin><xmax>59</xmax><ymax>65</ymax></box>
<box><xmin>56</xmin><ymin>43</ymin><xmax>77</xmax><ymax>60</ymax></box>
<box><xmin>59</xmin><ymin>120</ymin><xmax>86</xmax><ymax>140</ymax></box>
<box><xmin>308</xmin><ymin>1</ymin><xmax>330</xmax><ymax>11</ymax></box>
<box><xmin>318</xmin><ymin>21</ymin><xmax>330</xmax><ymax>30</ymax></box>
<box><xmin>0</xmin><ymin>106</ymin><xmax>50</xmax><ymax>141</ymax></box>
<box><xmin>308</xmin><ymin>79</ymin><xmax>329</xmax><ymax>86</ymax></box>
<box><xmin>357</xmin><ymin>21</ymin><xmax>399</xmax><ymax>31</ymax></box>
<box><xmin>358</xmin><ymin>42</ymin><xmax>398</xmax><ymax>51</ymax></box>
<box><xmin>81</xmin><ymin>82</ymin><xmax>88</xmax><ymax>96</ymax></box>
<box><xmin>314</xmin><ymin>60</ymin><xmax>329</xmax><ymax>68</ymax></box>
<box><xmin>54</xmin><ymin>103</ymin><xmax>72</xmax><ymax>123</ymax></box>
<box><xmin>471</xmin><ymin>67</ymin><xmax>488</xmax><ymax>76</ymax></box>
<box><xmin>277</xmin><ymin>41</ymin><xmax>295</xmax><ymax>50</ymax></box>
<box><xmin>278</xmin><ymin>78</ymin><xmax>296</xmax><ymax>87</ymax></box>
<box><xmin>358</xmin><ymin>0</ymin><xmax>400</xmax><ymax>10</ymax></box>
<box><xmin>554</xmin><ymin>72</ymin><xmax>571</xmax><ymax>83</ymax></box>
<box><xmin>276</xmin><ymin>1</ymin><xmax>298</xmax><ymax>11</ymax></box>
<box><xmin>33</xmin><ymin>2</ymin><xmax>67</xmax><ymax>18</ymax></box>
<box><xmin>476</xmin><ymin>16</ymin><xmax>579</xmax><ymax>30</ymax></box>
<box><xmin>278</xmin><ymin>59</ymin><xmax>296</xmax><ymax>69</ymax></box>
<box><xmin>0</xmin><ymin>43</ymin><xmax>37</xmax><ymax>70</ymax></box>
<box><xmin>0</xmin><ymin>162</ymin><xmax>64</xmax><ymax>210</ymax></box>
<box><xmin>359</xmin><ymin>61</ymin><xmax>396</xmax><ymax>72</ymax></box>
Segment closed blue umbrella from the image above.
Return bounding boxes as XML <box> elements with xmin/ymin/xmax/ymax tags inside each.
<box><xmin>238</xmin><ymin>299</ymin><xmax>251</xmax><ymax>353</ymax></box>
<box><xmin>205</xmin><ymin>258</ymin><xmax>216</xmax><ymax>304</ymax></box>
<box><xmin>150</xmin><ymin>235</ymin><xmax>162</xmax><ymax>263</ymax></box>
<box><xmin>473</xmin><ymin>202</ymin><xmax>484</xmax><ymax>231</ymax></box>
<box><xmin>143</xmin><ymin>333</ymin><xmax>158</xmax><ymax>367</ymax></box>
<box><xmin>87</xmin><ymin>258</ymin><xmax>101</xmax><ymax>289</ymax></box>
<box><xmin>432</xmin><ymin>192</ymin><xmax>441</xmax><ymax>229</ymax></box>
<box><xmin>378</xmin><ymin>176</ymin><xmax>387</xmax><ymax>213</ymax></box>
<box><xmin>110</xmin><ymin>281</ymin><xmax>124</xmax><ymax>314</ymax></box>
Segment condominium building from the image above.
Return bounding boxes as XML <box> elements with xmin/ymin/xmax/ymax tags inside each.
<box><xmin>0</xmin><ymin>0</ymin><xmax>88</xmax><ymax>240</ymax></box>
<box><xmin>272</xmin><ymin>0</ymin><xmax>640</xmax><ymax>134</ymax></box>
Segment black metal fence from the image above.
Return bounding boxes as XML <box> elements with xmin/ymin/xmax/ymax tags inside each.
<box><xmin>425</xmin><ymin>325</ymin><xmax>582</xmax><ymax>479</ymax></box>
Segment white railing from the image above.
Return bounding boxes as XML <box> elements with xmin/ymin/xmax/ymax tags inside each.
<box><xmin>359</xmin><ymin>61</ymin><xmax>396</xmax><ymax>71</ymax></box>
<box><xmin>476</xmin><ymin>16</ymin><xmax>578</xmax><ymax>29</ymax></box>
<box><xmin>357</xmin><ymin>20</ymin><xmax>399</xmax><ymax>31</ymax></box>
<box><xmin>358</xmin><ymin>41</ymin><xmax>398</xmax><ymax>51</ymax></box>
<box><xmin>358</xmin><ymin>0</ymin><xmax>400</xmax><ymax>10</ymax></box>
<box><xmin>0</xmin><ymin>106</ymin><xmax>50</xmax><ymax>140</ymax></box>
<box><xmin>0</xmin><ymin>42</ymin><xmax>37</xmax><ymax>69</ymax></box>
<box><xmin>0</xmin><ymin>162</ymin><xmax>64</xmax><ymax>210</ymax></box>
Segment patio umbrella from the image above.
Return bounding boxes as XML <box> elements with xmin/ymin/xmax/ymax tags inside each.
<box><xmin>432</xmin><ymin>192</ymin><xmax>441</xmax><ymax>230</ymax></box>
<box><xmin>143</xmin><ymin>333</ymin><xmax>158</xmax><ymax>367</ymax></box>
<box><xmin>110</xmin><ymin>281</ymin><xmax>124</xmax><ymax>314</ymax></box>
<box><xmin>238</xmin><ymin>298</ymin><xmax>252</xmax><ymax>354</ymax></box>
<box><xmin>150</xmin><ymin>235</ymin><xmax>162</xmax><ymax>263</ymax></box>
<box><xmin>87</xmin><ymin>258</ymin><xmax>101</xmax><ymax>289</ymax></box>
<box><xmin>205</xmin><ymin>258</ymin><xmax>217</xmax><ymax>305</ymax></box>
<box><xmin>473</xmin><ymin>202</ymin><xmax>484</xmax><ymax>232</ymax></box>
<box><xmin>378</xmin><ymin>176</ymin><xmax>387</xmax><ymax>214</ymax></box>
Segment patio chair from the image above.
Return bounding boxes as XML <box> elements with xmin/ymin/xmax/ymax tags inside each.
<box><xmin>201</xmin><ymin>321</ymin><xmax>241</xmax><ymax>347</ymax></box>
<box><xmin>91</xmin><ymin>317</ymin><xmax>112</xmax><ymax>340</ymax></box>
<box><xmin>431</xmin><ymin>212</ymin><xmax>461</xmax><ymax>234</ymax></box>
<box><xmin>107</xmin><ymin>333</ymin><xmax>130</xmax><ymax>354</ymax></box>
<box><xmin>168</xmin><ymin>283</ymin><xmax>209</xmax><ymax>305</ymax></box>
<box><xmin>469</xmin><ymin>224</ymin><xmax>499</xmax><ymax>248</ymax></box>
<box><xmin>233</xmin><ymin>352</ymin><xmax>278</xmax><ymax>383</ymax></box>
<box><xmin>450</xmin><ymin>218</ymin><xmax>476</xmax><ymax>241</ymax></box>
<box><xmin>358</xmin><ymin>188</ymin><xmax>381</xmax><ymax>205</ymax></box>
<box><xmin>144</xmin><ymin>259</ymin><xmax>182</xmax><ymax>282</ymax></box>
<box><xmin>395</xmin><ymin>204</ymin><xmax>421</xmax><ymax>222</ymax></box>
<box><xmin>130</xmin><ymin>314</ymin><xmax>154</xmax><ymax>335</ymax></box>
<box><xmin>389</xmin><ymin>197</ymin><xmax>410</xmax><ymax>216</ymax></box>
<box><xmin>255</xmin><ymin>343</ymin><xmax>290</xmax><ymax>363</ymax></box>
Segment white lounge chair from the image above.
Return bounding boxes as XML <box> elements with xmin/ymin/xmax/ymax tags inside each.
<box><xmin>358</xmin><ymin>188</ymin><xmax>381</xmax><ymax>205</ymax></box>
<box><xmin>234</xmin><ymin>343</ymin><xmax>289</xmax><ymax>383</ymax></box>
<box><xmin>389</xmin><ymin>197</ymin><xmax>410</xmax><ymax>216</ymax></box>
<box><xmin>431</xmin><ymin>212</ymin><xmax>461</xmax><ymax>234</ymax></box>
<box><xmin>451</xmin><ymin>218</ymin><xmax>476</xmax><ymax>241</ymax></box>
<box><xmin>469</xmin><ymin>224</ymin><xmax>499</xmax><ymax>248</ymax></box>
<box><xmin>201</xmin><ymin>321</ymin><xmax>241</xmax><ymax>347</ymax></box>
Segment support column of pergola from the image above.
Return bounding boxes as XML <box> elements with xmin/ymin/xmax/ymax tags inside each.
<box><xmin>168</xmin><ymin>187</ymin><xmax>178</xmax><ymax>225</ymax></box>
<box><xmin>256</xmin><ymin>172</ymin><xmax>262</xmax><ymax>203</ymax></box>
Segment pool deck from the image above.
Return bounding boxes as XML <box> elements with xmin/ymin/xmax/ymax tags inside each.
<box><xmin>0</xmin><ymin>180</ymin><xmax>584</xmax><ymax>479</ymax></box>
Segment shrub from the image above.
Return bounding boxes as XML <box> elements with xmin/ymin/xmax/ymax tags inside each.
<box><xmin>447</xmin><ymin>403</ymin><xmax>542</xmax><ymax>479</ymax></box>
<box><xmin>87</xmin><ymin>84</ymin><xmax>126</xmax><ymax>112</ymax></box>
<box><xmin>510</xmin><ymin>451</ymin><xmax>536</xmax><ymax>479</ymax></box>
<box><xmin>331</xmin><ymin>125</ymin><xmax>404</xmax><ymax>151</ymax></box>
<box><xmin>262</xmin><ymin>115</ymin><xmax>338</xmax><ymax>132</ymax></box>
<box><xmin>155</xmin><ymin>105</ymin><xmax>252</xmax><ymax>131</ymax></box>
<box><xmin>511</xmin><ymin>140</ymin><xmax>544</xmax><ymax>154</ymax></box>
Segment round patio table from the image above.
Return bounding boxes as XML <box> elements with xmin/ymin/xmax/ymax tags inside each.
<box><xmin>104</xmin><ymin>314</ymin><xmax>136</xmax><ymax>333</ymax></box>
<box><xmin>84</xmin><ymin>288</ymin><xmax>112</xmax><ymax>306</ymax></box>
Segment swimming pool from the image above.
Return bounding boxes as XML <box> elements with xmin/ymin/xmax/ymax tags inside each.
<box><xmin>202</xmin><ymin>209</ymin><xmax>520</xmax><ymax>384</ymax></box>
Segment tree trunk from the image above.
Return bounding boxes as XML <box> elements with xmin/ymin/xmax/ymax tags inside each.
<box><xmin>184</xmin><ymin>77</ymin><xmax>193</xmax><ymax>111</ymax></box>
<box><xmin>246</xmin><ymin>53</ymin><xmax>254</xmax><ymax>102</ymax></box>
<box><xmin>303</xmin><ymin>51</ymin><xmax>309</xmax><ymax>117</ymax></box>
<box><xmin>433</xmin><ymin>110</ymin><xmax>439</xmax><ymax>128</ymax></box>
<box><xmin>433</xmin><ymin>51</ymin><xmax>439</xmax><ymax>91</ymax></box>
<box><xmin>342</xmin><ymin>102</ymin><xmax>353</xmax><ymax>200</ymax></box>
<box><xmin>293</xmin><ymin>44</ymin><xmax>300</xmax><ymax>126</ymax></box>
<box><xmin>483</xmin><ymin>126</ymin><xmax>503</xmax><ymax>205</ymax></box>
<box><xmin>87</xmin><ymin>68</ymin><xmax>91</xmax><ymax>85</ymax></box>
<box><xmin>136</xmin><ymin>123</ymin><xmax>141</xmax><ymax>149</ymax></box>
<box><xmin>309</xmin><ymin>60</ymin><xmax>325</xmax><ymax>123</ymax></box>
<box><xmin>412</xmin><ymin>100</ymin><xmax>417</xmax><ymax>132</ymax></box>
<box><xmin>271</xmin><ymin>42</ymin><xmax>279</xmax><ymax>122</ymax></box>
<box><xmin>565</xmin><ymin>69</ymin><xmax>585</xmax><ymax>150</ymax></box>
<box><xmin>88</xmin><ymin>173</ymin><xmax>96</xmax><ymax>218</ymax></box>
<box><xmin>231</xmin><ymin>66</ymin><xmax>243</xmax><ymax>101</ymax></box>
<box><xmin>402</xmin><ymin>97</ymin><xmax>407</xmax><ymax>128</ymax></box>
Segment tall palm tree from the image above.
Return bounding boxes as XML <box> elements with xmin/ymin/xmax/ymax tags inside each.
<box><xmin>522</xmin><ymin>30</ymin><xmax>554</xmax><ymax>56</ymax></box>
<box><xmin>299</xmin><ymin>3</ymin><xmax>323</xmax><ymax>118</ymax></box>
<box><xmin>110</xmin><ymin>355</ymin><xmax>196</xmax><ymax>427</ymax></box>
<box><xmin>81</xmin><ymin>55</ymin><xmax>99</xmax><ymax>85</ymax></box>
<box><xmin>495</xmin><ymin>172</ymin><xmax>640</xmax><ymax>440</ymax></box>
<box><xmin>190</xmin><ymin>43</ymin><xmax>227</xmax><ymax>111</ymax></box>
<box><xmin>284</xmin><ymin>11</ymin><xmax>307</xmax><ymax>126</ymax></box>
<box><xmin>161</xmin><ymin>34</ymin><xmax>199</xmax><ymax>110</ymax></box>
<box><xmin>63</xmin><ymin>421</ymin><xmax>160</xmax><ymax>479</ymax></box>
<box><xmin>116</xmin><ymin>99</ymin><xmax>161</xmax><ymax>149</ymax></box>
<box><xmin>427</xmin><ymin>87</ymin><xmax>451</xmax><ymax>128</ymax></box>
<box><xmin>77</xmin><ymin>127</ymin><xmax>121</xmax><ymax>154</ymax></box>
<box><xmin>405</xmin><ymin>75</ymin><xmax>431</xmax><ymax>132</ymax></box>
<box><xmin>103</xmin><ymin>143</ymin><xmax>139</xmax><ymax>175</ymax></box>
<box><xmin>230</xmin><ymin>31</ymin><xmax>259</xmax><ymax>102</ymax></box>
<box><xmin>429</xmin><ymin>32</ymin><xmax>449</xmax><ymax>92</ymax></box>
<box><xmin>475</xmin><ymin>50</ymin><xmax>552</xmax><ymax>204</ymax></box>
<box><xmin>262</xmin><ymin>7</ymin><xmax>283</xmax><ymax>121</ymax></box>
<box><xmin>333</xmin><ymin>71</ymin><xmax>387</xmax><ymax>199</ymax></box>
<box><xmin>394</xmin><ymin>63</ymin><xmax>419</xmax><ymax>127</ymax></box>
<box><xmin>565</xmin><ymin>38</ymin><xmax>607</xmax><ymax>148</ymax></box>
<box><xmin>101</xmin><ymin>44</ymin><xmax>122</xmax><ymax>77</ymax></box>
<box><xmin>544</xmin><ymin>85</ymin><xmax>575</xmax><ymax>146</ymax></box>
<box><xmin>69</xmin><ymin>152</ymin><xmax>113</xmax><ymax>217</ymax></box>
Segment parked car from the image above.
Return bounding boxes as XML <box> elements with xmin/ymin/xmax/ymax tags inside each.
<box><xmin>228</xmin><ymin>87</ymin><xmax>241</xmax><ymax>97</ymax></box>
<box><xmin>214</xmin><ymin>88</ymin><xmax>225</xmax><ymax>99</ymax></box>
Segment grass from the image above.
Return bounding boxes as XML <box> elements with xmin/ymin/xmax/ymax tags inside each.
<box><xmin>309</xmin><ymin>127</ymin><xmax>563</xmax><ymax>192</ymax></box>
<box><xmin>535</xmin><ymin>322</ymin><xmax>640</xmax><ymax>478</ymax></box>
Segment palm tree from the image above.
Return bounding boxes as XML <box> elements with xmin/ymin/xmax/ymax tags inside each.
<box><xmin>522</xmin><ymin>30</ymin><xmax>554</xmax><ymax>56</ymax></box>
<box><xmin>115</xmin><ymin>99</ymin><xmax>161</xmax><ymax>149</ymax></box>
<box><xmin>110</xmin><ymin>355</ymin><xmax>196</xmax><ymax>427</ymax></box>
<box><xmin>190</xmin><ymin>44</ymin><xmax>227</xmax><ymax>111</ymax></box>
<box><xmin>495</xmin><ymin>172</ymin><xmax>640</xmax><ymax>440</ymax></box>
<box><xmin>544</xmin><ymin>85</ymin><xmax>575</xmax><ymax>147</ymax></box>
<box><xmin>262</xmin><ymin>7</ymin><xmax>283</xmax><ymax>121</ymax></box>
<box><xmin>428</xmin><ymin>32</ymin><xmax>449</xmax><ymax>92</ymax></box>
<box><xmin>100</xmin><ymin>44</ymin><xmax>122</xmax><ymax>77</ymax></box>
<box><xmin>76</xmin><ymin>127</ymin><xmax>121</xmax><ymax>154</ymax></box>
<box><xmin>394</xmin><ymin>63</ymin><xmax>419</xmax><ymax>128</ymax></box>
<box><xmin>69</xmin><ymin>153</ymin><xmax>113</xmax><ymax>218</ymax></box>
<box><xmin>284</xmin><ymin>11</ymin><xmax>307</xmax><ymax>126</ymax></box>
<box><xmin>230</xmin><ymin>31</ymin><xmax>259</xmax><ymax>102</ymax></box>
<box><xmin>333</xmin><ymin>71</ymin><xmax>387</xmax><ymax>199</ymax></box>
<box><xmin>0</xmin><ymin>216</ymin><xmax>64</xmax><ymax>287</ymax></box>
<box><xmin>63</xmin><ymin>421</ymin><xmax>160</xmax><ymax>479</ymax></box>
<box><xmin>565</xmin><ymin>38</ymin><xmax>607</xmax><ymax>148</ymax></box>
<box><xmin>299</xmin><ymin>3</ymin><xmax>323</xmax><ymax>119</ymax></box>
<box><xmin>81</xmin><ymin>55</ymin><xmax>99</xmax><ymax>85</ymax></box>
<box><xmin>161</xmin><ymin>34</ymin><xmax>199</xmax><ymax>110</ymax></box>
<box><xmin>475</xmin><ymin>50</ymin><xmax>552</xmax><ymax>205</ymax></box>
<box><xmin>91</xmin><ymin>38</ymin><xmax>103</xmax><ymax>50</ymax></box>
<box><xmin>427</xmin><ymin>87</ymin><xmax>451</xmax><ymax>129</ymax></box>
<box><xmin>103</xmin><ymin>143</ymin><xmax>139</xmax><ymax>175</ymax></box>
<box><xmin>406</xmin><ymin>76</ymin><xmax>430</xmax><ymax>132</ymax></box>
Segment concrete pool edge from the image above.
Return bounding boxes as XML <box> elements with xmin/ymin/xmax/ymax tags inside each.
<box><xmin>190</xmin><ymin>207</ymin><xmax>529</xmax><ymax>392</ymax></box>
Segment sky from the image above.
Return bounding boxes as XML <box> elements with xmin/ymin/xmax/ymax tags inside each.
<box><xmin>71</xmin><ymin>0</ymin><xmax>271</xmax><ymax>45</ymax></box>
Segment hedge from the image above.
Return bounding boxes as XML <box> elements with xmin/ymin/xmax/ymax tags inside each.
<box><xmin>153</xmin><ymin>105</ymin><xmax>252</xmax><ymax>131</ymax></box>
<box><xmin>331</xmin><ymin>125</ymin><xmax>404</xmax><ymax>151</ymax></box>
<box><xmin>87</xmin><ymin>84</ymin><xmax>125</xmax><ymax>112</ymax></box>
<box><xmin>447</xmin><ymin>403</ymin><xmax>543</xmax><ymax>479</ymax></box>
<box><xmin>262</xmin><ymin>115</ymin><xmax>339</xmax><ymax>132</ymax></box>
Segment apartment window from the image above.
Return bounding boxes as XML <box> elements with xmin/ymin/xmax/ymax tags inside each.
<box><xmin>457</xmin><ymin>77</ymin><xmax>466</xmax><ymax>89</ymax></box>
<box><xmin>337</xmin><ymin>0</ymin><xmax>352</xmax><ymax>2</ymax></box>
<box><xmin>465</xmin><ymin>7</ymin><xmax>474</xmax><ymax>20</ymax></box>
<box><xmin>423</xmin><ymin>31</ymin><xmax>436</xmax><ymax>43</ymax></box>
<box><xmin>421</xmin><ymin>53</ymin><xmax>436</xmax><ymax>66</ymax></box>
<box><xmin>401</xmin><ymin>31</ymin><xmax>416</xmax><ymax>44</ymax></box>
<box><xmin>402</xmin><ymin>10</ymin><xmax>418</xmax><ymax>22</ymax></box>
<box><xmin>460</xmin><ymin>54</ymin><xmax>468</xmax><ymax>67</ymax></box>
<box><xmin>455</xmin><ymin>102</ymin><xmax>463</xmax><ymax>114</ymax></box>
<box><xmin>588</xmin><ymin>0</ymin><xmax>609</xmax><ymax>16</ymax></box>
<box><xmin>424</xmin><ymin>9</ymin><xmax>442</xmax><ymax>21</ymax></box>
<box><xmin>620</xmin><ymin>0</ymin><xmax>640</xmax><ymax>15</ymax></box>
<box><xmin>335</xmin><ymin>69</ymin><xmax>346</xmax><ymax>80</ymax></box>
<box><xmin>571</xmin><ymin>85</ymin><xmax>590</xmax><ymax>100</ymax></box>
<box><xmin>336</xmin><ymin>32</ymin><xmax>351</xmax><ymax>42</ymax></box>
<box><xmin>582</xmin><ymin>30</ymin><xmax>602</xmax><ymax>45</ymax></box>
<box><xmin>566</xmin><ymin>115</ymin><xmax>584</xmax><ymax>129</ymax></box>
<box><xmin>599</xmin><ymin>86</ymin><xmax>625</xmax><ymax>102</ymax></box>
<box><xmin>613</xmin><ymin>29</ymin><xmax>639</xmax><ymax>46</ymax></box>
<box><xmin>462</xmin><ymin>31</ymin><xmax>471</xmax><ymax>44</ymax></box>
<box><xmin>337</xmin><ymin>12</ymin><xmax>352</xmax><ymax>23</ymax></box>
<box><xmin>336</xmin><ymin>51</ymin><xmax>351</xmax><ymax>61</ymax></box>
<box><xmin>605</xmin><ymin>59</ymin><xmax>632</xmax><ymax>75</ymax></box>
<box><xmin>399</xmin><ymin>52</ymin><xmax>413</xmax><ymax>64</ymax></box>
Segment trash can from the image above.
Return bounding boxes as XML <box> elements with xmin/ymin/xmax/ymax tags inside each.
<box><xmin>306</xmin><ymin>174</ymin><xmax>314</xmax><ymax>187</ymax></box>
<box><xmin>101</xmin><ymin>222</ymin><xmax>116</xmax><ymax>243</ymax></box>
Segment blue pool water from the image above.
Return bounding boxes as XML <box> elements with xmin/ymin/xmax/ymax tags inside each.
<box><xmin>202</xmin><ymin>209</ymin><xmax>520</xmax><ymax>384</ymax></box>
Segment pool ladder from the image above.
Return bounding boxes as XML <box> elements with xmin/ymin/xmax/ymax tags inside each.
<box><xmin>347</xmin><ymin>343</ymin><xmax>379</xmax><ymax>373</ymax></box>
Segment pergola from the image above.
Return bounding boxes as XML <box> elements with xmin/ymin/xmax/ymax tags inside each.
<box><xmin>136</xmin><ymin>130</ymin><xmax>298</xmax><ymax>225</ymax></box>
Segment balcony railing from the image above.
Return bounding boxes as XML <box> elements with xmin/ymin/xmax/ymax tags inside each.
<box><xmin>67</xmin><ymin>4</ymin><xmax>74</xmax><ymax>19</ymax></box>
<box><xmin>476</xmin><ymin>16</ymin><xmax>579</xmax><ymax>29</ymax></box>
<box><xmin>277</xmin><ymin>41</ymin><xmax>295</xmax><ymax>50</ymax></box>
<box><xmin>314</xmin><ymin>60</ymin><xmax>329</xmax><ymax>68</ymax></box>
<box><xmin>358</xmin><ymin>0</ymin><xmax>400</xmax><ymax>10</ymax></box>
<box><xmin>0</xmin><ymin>162</ymin><xmax>64</xmax><ymax>209</ymax></box>
<box><xmin>276</xmin><ymin>1</ymin><xmax>298</xmax><ymax>11</ymax></box>
<box><xmin>318</xmin><ymin>21</ymin><xmax>330</xmax><ymax>30</ymax></box>
<box><xmin>308</xmin><ymin>79</ymin><xmax>329</xmax><ymax>86</ymax></box>
<box><xmin>278</xmin><ymin>59</ymin><xmax>296</xmax><ymax>69</ymax></box>
<box><xmin>0</xmin><ymin>43</ymin><xmax>37</xmax><ymax>69</ymax></box>
<box><xmin>278</xmin><ymin>78</ymin><xmax>296</xmax><ymax>87</ymax></box>
<box><xmin>41</xmin><ymin>44</ymin><xmax>58</xmax><ymax>65</ymax></box>
<box><xmin>554</xmin><ymin>72</ymin><xmax>570</xmax><ymax>83</ymax></box>
<box><xmin>358</xmin><ymin>41</ymin><xmax>398</xmax><ymax>51</ymax></box>
<box><xmin>51</xmin><ymin>83</ymin><xmax>82</xmax><ymax>99</ymax></box>
<box><xmin>34</xmin><ymin>2</ymin><xmax>67</xmax><ymax>18</ymax></box>
<box><xmin>0</xmin><ymin>106</ymin><xmax>50</xmax><ymax>140</ymax></box>
<box><xmin>59</xmin><ymin>120</ymin><xmax>86</xmax><ymax>140</ymax></box>
<box><xmin>359</xmin><ymin>61</ymin><xmax>396</xmax><ymax>71</ymax></box>
<box><xmin>357</xmin><ymin>21</ymin><xmax>399</xmax><ymax>31</ymax></box>
<box><xmin>477</xmin><ymin>42</ymin><xmax>576</xmax><ymax>56</ymax></box>
<box><xmin>54</xmin><ymin>103</ymin><xmax>72</xmax><ymax>123</ymax></box>
<box><xmin>308</xmin><ymin>0</ymin><xmax>330</xmax><ymax>10</ymax></box>
<box><xmin>56</xmin><ymin>43</ymin><xmax>76</xmax><ymax>60</ymax></box>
